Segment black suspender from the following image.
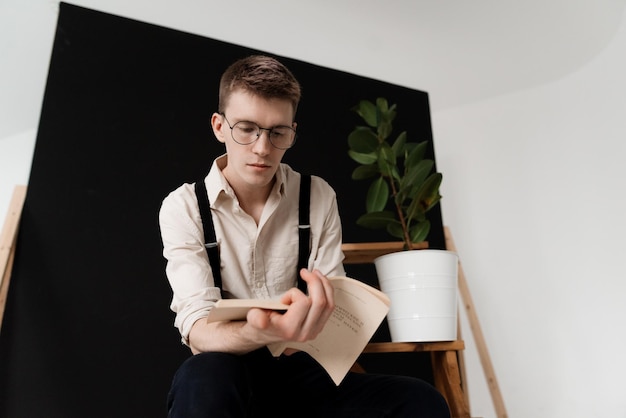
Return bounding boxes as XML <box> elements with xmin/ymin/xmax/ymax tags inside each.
<box><xmin>297</xmin><ymin>174</ymin><xmax>311</xmax><ymax>292</ymax></box>
<box><xmin>194</xmin><ymin>180</ymin><xmax>223</xmax><ymax>290</ymax></box>
<box><xmin>195</xmin><ymin>174</ymin><xmax>311</xmax><ymax>293</ymax></box>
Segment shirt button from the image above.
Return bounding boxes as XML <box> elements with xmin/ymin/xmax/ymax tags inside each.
<box><xmin>256</xmin><ymin>282</ymin><xmax>263</xmax><ymax>288</ymax></box>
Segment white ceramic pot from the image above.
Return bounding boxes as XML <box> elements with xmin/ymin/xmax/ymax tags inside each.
<box><xmin>374</xmin><ymin>249</ymin><xmax>459</xmax><ymax>342</ymax></box>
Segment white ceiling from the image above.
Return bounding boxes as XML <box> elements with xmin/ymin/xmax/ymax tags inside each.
<box><xmin>1</xmin><ymin>0</ymin><xmax>625</xmax><ymax>140</ymax></box>
<box><xmin>68</xmin><ymin>0</ymin><xmax>625</xmax><ymax>110</ymax></box>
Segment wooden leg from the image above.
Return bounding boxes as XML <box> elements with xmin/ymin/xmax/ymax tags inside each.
<box><xmin>431</xmin><ymin>350</ymin><xmax>470</xmax><ymax>418</ymax></box>
<box><xmin>0</xmin><ymin>185</ymin><xmax>27</xmax><ymax>330</ymax></box>
<box><xmin>445</xmin><ymin>227</ymin><xmax>507</xmax><ymax>417</ymax></box>
<box><xmin>0</xmin><ymin>246</ymin><xmax>16</xmax><ymax>327</ymax></box>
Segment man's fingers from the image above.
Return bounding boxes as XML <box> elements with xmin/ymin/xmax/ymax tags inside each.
<box><xmin>246</xmin><ymin>308</ymin><xmax>271</xmax><ymax>329</ymax></box>
<box><xmin>262</xmin><ymin>271</ymin><xmax>336</xmax><ymax>342</ymax></box>
<box><xmin>298</xmin><ymin>269</ymin><xmax>335</xmax><ymax>338</ymax></box>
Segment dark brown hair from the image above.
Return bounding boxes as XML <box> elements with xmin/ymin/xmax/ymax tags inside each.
<box><xmin>218</xmin><ymin>55</ymin><xmax>301</xmax><ymax>114</ymax></box>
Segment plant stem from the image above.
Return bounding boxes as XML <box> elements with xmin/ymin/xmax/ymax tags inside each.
<box><xmin>388</xmin><ymin>175</ymin><xmax>412</xmax><ymax>249</ymax></box>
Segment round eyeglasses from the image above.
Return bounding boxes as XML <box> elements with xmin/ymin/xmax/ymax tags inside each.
<box><xmin>221</xmin><ymin>114</ymin><xmax>297</xmax><ymax>150</ymax></box>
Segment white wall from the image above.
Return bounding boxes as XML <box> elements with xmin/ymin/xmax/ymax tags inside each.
<box><xmin>2</xmin><ymin>1</ymin><xmax>626</xmax><ymax>417</ymax></box>
<box><xmin>434</xmin><ymin>11</ymin><xmax>626</xmax><ymax>416</ymax></box>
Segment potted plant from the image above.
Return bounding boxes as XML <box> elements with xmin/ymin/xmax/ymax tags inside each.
<box><xmin>347</xmin><ymin>97</ymin><xmax>459</xmax><ymax>342</ymax></box>
<box><xmin>347</xmin><ymin>97</ymin><xmax>442</xmax><ymax>249</ymax></box>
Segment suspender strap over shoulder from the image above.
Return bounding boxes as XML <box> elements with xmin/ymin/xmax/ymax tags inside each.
<box><xmin>194</xmin><ymin>179</ymin><xmax>223</xmax><ymax>290</ymax></box>
<box><xmin>194</xmin><ymin>174</ymin><xmax>311</xmax><ymax>294</ymax></box>
<box><xmin>297</xmin><ymin>174</ymin><xmax>311</xmax><ymax>292</ymax></box>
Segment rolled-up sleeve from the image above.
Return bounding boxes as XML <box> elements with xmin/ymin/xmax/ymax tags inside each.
<box><xmin>159</xmin><ymin>184</ymin><xmax>221</xmax><ymax>345</ymax></box>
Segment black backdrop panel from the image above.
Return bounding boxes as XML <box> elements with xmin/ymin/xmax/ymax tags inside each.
<box><xmin>0</xmin><ymin>3</ymin><xmax>443</xmax><ymax>417</ymax></box>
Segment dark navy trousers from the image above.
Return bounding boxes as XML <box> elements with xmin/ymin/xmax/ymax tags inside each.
<box><xmin>167</xmin><ymin>348</ymin><xmax>450</xmax><ymax>418</ymax></box>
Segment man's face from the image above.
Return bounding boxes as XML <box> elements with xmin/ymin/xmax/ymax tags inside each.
<box><xmin>212</xmin><ymin>90</ymin><xmax>296</xmax><ymax>195</ymax></box>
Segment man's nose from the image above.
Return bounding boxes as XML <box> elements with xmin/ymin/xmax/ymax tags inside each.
<box><xmin>252</xmin><ymin>130</ymin><xmax>272</xmax><ymax>154</ymax></box>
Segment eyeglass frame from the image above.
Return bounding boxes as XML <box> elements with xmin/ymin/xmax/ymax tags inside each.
<box><xmin>219</xmin><ymin>113</ymin><xmax>297</xmax><ymax>150</ymax></box>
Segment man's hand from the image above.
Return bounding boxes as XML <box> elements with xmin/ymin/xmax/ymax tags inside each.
<box><xmin>246</xmin><ymin>269</ymin><xmax>335</xmax><ymax>343</ymax></box>
<box><xmin>189</xmin><ymin>269</ymin><xmax>335</xmax><ymax>355</ymax></box>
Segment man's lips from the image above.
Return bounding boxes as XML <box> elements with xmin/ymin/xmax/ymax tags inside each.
<box><xmin>248</xmin><ymin>163</ymin><xmax>271</xmax><ymax>168</ymax></box>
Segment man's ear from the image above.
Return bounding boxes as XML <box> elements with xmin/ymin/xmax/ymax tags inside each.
<box><xmin>211</xmin><ymin>113</ymin><xmax>227</xmax><ymax>144</ymax></box>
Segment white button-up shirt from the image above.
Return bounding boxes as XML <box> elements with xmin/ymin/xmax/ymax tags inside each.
<box><xmin>159</xmin><ymin>155</ymin><xmax>346</xmax><ymax>344</ymax></box>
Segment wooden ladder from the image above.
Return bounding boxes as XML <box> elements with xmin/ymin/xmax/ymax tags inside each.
<box><xmin>342</xmin><ymin>239</ymin><xmax>470</xmax><ymax>418</ymax></box>
<box><xmin>0</xmin><ymin>185</ymin><xmax>27</xmax><ymax>330</ymax></box>
<box><xmin>342</xmin><ymin>228</ymin><xmax>508</xmax><ymax>418</ymax></box>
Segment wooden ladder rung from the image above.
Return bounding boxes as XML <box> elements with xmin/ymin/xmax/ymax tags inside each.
<box><xmin>341</xmin><ymin>241</ymin><xmax>428</xmax><ymax>264</ymax></box>
<box><xmin>362</xmin><ymin>340</ymin><xmax>465</xmax><ymax>353</ymax></box>
<box><xmin>357</xmin><ymin>340</ymin><xmax>470</xmax><ymax>418</ymax></box>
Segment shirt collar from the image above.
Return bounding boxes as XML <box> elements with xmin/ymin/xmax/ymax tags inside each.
<box><xmin>206</xmin><ymin>154</ymin><xmax>231</xmax><ymax>207</ymax></box>
<box><xmin>273</xmin><ymin>162</ymin><xmax>287</xmax><ymax>198</ymax></box>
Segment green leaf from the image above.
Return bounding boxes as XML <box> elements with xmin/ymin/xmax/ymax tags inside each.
<box><xmin>386</xmin><ymin>222</ymin><xmax>405</xmax><ymax>240</ymax></box>
<box><xmin>348</xmin><ymin>150</ymin><xmax>378</xmax><ymax>165</ymax></box>
<box><xmin>405</xmin><ymin>141</ymin><xmax>428</xmax><ymax>169</ymax></box>
<box><xmin>394</xmin><ymin>187</ymin><xmax>407</xmax><ymax>207</ymax></box>
<box><xmin>351</xmin><ymin>164</ymin><xmax>379</xmax><ymax>180</ymax></box>
<box><xmin>401</xmin><ymin>159</ymin><xmax>434</xmax><ymax>195</ymax></box>
<box><xmin>387</xmin><ymin>104</ymin><xmax>397</xmax><ymax>122</ymax></box>
<box><xmin>390</xmin><ymin>166</ymin><xmax>401</xmax><ymax>182</ymax></box>
<box><xmin>376</xmin><ymin>97</ymin><xmax>389</xmax><ymax>113</ymax></box>
<box><xmin>378</xmin><ymin>120</ymin><xmax>392</xmax><ymax>140</ymax></box>
<box><xmin>403</xmin><ymin>142</ymin><xmax>417</xmax><ymax>156</ymax></box>
<box><xmin>391</xmin><ymin>131</ymin><xmax>407</xmax><ymax>157</ymax></box>
<box><xmin>356</xmin><ymin>211</ymin><xmax>396</xmax><ymax>229</ymax></box>
<box><xmin>366</xmin><ymin>177</ymin><xmax>389</xmax><ymax>213</ymax></box>
<box><xmin>405</xmin><ymin>173</ymin><xmax>442</xmax><ymax>221</ymax></box>
<box><xmin>416</xmin><ymin>173</ymin><xmax>443</xmax><ymax>211</ymax></box>
<box><xmin>377</xmin><ymin>143</ymin><xmax>396</xmax><ymax>177</ymax></box>
<box><xmin>354</xmin><ymin>100</ymin><xmax>378</xmax><ymax>127</ymax></box>
<box><xmin>406</xmin><ymin>195</ymin><xmax>426</xmax><ymax>223</ymax></box>
<box><xmin>409</xmin><ymin>221</ymin><xmax>431</xmax><ymax>243</ymax></box>
<box><xmin>348</xmin><ymin>127</ymin><xmax>379</xmax><ymax>153</ymax></box>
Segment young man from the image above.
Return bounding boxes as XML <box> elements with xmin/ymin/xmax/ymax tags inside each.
<box><xmin>159</xmin><ymin>55</ymin><xmax>450</xmax><ymax>418</ymax></box>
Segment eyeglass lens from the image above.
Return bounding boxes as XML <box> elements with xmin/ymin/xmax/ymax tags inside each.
<box><xmin>231</xmin><ymin>121</ymin><xmax>296</xmax><ymax>149</ymax></box>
